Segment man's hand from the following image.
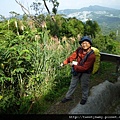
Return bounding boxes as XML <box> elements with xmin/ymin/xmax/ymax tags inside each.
<box><xmin>69</xmin><ymin>61</ymin><xmax>78</xmax><ymax>67</ymax></box>
<box><xmin>57</xmin><ymin>63</ymin><xmax>64</xmax><ymax>70</ymax></box>
<box><xmin>60</xmin><ymin>63</ymin><xmax>64</xmax><ymax>67</ymax></box>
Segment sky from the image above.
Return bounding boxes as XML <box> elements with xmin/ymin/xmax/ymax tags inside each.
<box><xmin>0</xmin><ymin>0</ymin><xmax>120</xmax><ymax>17</ymax></box>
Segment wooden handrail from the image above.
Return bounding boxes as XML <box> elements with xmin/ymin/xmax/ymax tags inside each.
<box><xmin>100</xmin><ymin>52</ymin><xmax>120</xmax><ymax>73</ymax></box>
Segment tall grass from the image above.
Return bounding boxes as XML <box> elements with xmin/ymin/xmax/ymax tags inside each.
<box><xmin>0</xmin><ymin>26</ymin><xmax>79</xmax><ymax>113</ymax></box>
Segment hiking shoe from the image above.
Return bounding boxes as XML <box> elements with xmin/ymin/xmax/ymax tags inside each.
<box><xmin>80</xmin><ymin>99</ymin><xmax>87</xmax><ymax>105</ymax></box>
<box><xmin>61</xmin><ymin>98</ymin><xmax>72</xmax><ymax>103</ymax></box>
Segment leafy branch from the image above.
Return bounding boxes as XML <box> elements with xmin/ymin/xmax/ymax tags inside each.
<box><xmin>15</xmin><ymin>0</ymin><xmax>59</xmax><ymax>24</ymax></box>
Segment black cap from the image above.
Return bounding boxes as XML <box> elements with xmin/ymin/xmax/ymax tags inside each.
<box><xmin>79</xmin><ymin>36</ymin><xmax>92</xmax><ymax>45</ymax></box>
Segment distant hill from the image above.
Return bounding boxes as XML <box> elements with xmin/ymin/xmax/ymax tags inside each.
<box><xmin>58</xmin><ymin>5</ymin><xmax>120</xmax><ymax>35</ymax></box>
<box><xmin>80</xmin><ymin>5</ymin><xmax>117</xmax><ymax>11</ymax></box>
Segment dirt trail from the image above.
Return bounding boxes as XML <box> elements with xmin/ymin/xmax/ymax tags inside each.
<box><xmin>44</xmin><ymin>78</ymin><xmax>105</xmax><ymax>114</ymax></box>
<box><xmin>44</xmin><ymin>84</ymin><xmax>83</xmax><ymax>114</ymax></box>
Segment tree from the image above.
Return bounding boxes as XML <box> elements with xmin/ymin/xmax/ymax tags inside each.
<box><xmin>0</xmin><ymin>15</ymin><xmax>6</xmax><ymax>21</ymax></box>
<box><xmin>109</xmin><ymin>31</ymin><xmax>116</xmax><ymax>40</ymax></box>
<box><xmin>64</xmin><ymin>17</ymin><xmax>84</xmax><ymax>38</ymax></box>
<box><xmin>30</xmin><ymin>2</ymin><xmax>42</xmax><ymax>16</ymax></box>
<box><xmin>84</xmin><ymin>20</ymin><xmax>101</xmax><ymax>38</ymax></box>
<box><xmin>9</xmin><ymin>11</ymin><xmax>20</xmax><ymax>18</ymax></box>
<box><xmin>15</xmin><ymin>0</ymin><xmax>59</xmax><ymax>26</ymax></box>
<box><xmin>92</xmin><ymin>34</ymin><xmax>117</xmax><ymax>53</ymax></box>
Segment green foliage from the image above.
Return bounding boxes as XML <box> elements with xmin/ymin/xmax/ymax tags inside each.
<box><xmin>0</xmin><ymin>18</ymin><xmax>74</xmax><ymax>113</ymax></box>
<box><xmin>0</xmin><ymin>90</ymin><xmax>18</xmax><ymax>114</ymax></box>
<box><xmin>46</xmin><ymin>15</ymin><xmax>101</xmax><ymax>39</ymax></box>
<box><xmin>66</xmin><ymin>17</ymin><xmax>84</xmax><ymax>37</ymax></box>
<box><xmin>84</xmin><ymin>20</ymin><xmax>101</xmax><ymax>38</ymax></box>
<box><xmin>0</xmin><ymin>12</ymin><xmax>120</xmax><ymax>114</ymax></box>
<box><xmin>92</xmin><ymin>34</ymin><xmax>119</xmax><ymax>54</ymax></box>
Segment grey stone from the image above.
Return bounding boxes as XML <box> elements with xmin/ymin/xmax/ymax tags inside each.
<box><xmin>69</xmin><ymin>80</ymin><xmax>120</xmax><ymax>114</ymax></box>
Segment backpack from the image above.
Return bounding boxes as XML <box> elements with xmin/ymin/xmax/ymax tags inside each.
<box><xmin>91</xmin><ymin>47</ymin><xmax>101</xmax><ymax>74</ymax></box>
<box><xmin>77</xmin><ymin>47</ymin><xmax>100</xmax><ymax>74</ymax></box>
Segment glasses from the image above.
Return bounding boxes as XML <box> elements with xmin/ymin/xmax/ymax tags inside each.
<box><xmin>81</xmin><ymin>41</ymin><xmax>90</xmax><ymax>45</ymax></box>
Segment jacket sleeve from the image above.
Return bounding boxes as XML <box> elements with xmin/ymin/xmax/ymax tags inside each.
<box><xmin>63</xmin><ymin>48</ymin><xmax>80</xmax><ymax>65</ymax></box>
<box><xmin>73</xmin><ymin>53</ymin><xmax>95</xmax><ymax>72</ymax></box>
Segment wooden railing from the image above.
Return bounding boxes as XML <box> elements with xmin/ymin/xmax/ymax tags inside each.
<box><xmin>100</xmin><ymin>52</ymin><xmax>120</xmax><ymax>73</ymax></box>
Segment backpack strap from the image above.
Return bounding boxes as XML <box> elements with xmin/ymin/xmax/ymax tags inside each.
<box><xmin>79</xmin><ymin>49</ymin><xmax>94</xmax><ymax>66</ymax></box>
<box><xmin>76</xmin><ymin>47</ymin><xmax>82</xmax><ymax>60</ymax></box>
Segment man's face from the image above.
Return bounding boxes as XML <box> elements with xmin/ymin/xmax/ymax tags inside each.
<box><xmin>81</xmin><ymin>41</ymin><xmax>91</xmax><ymax>50</ymax></box>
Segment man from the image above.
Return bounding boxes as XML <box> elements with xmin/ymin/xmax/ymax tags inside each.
<box><xmin>60</xmin><ymin>36</ymin><xmax>95</xmax><ymax>105</ymax></box>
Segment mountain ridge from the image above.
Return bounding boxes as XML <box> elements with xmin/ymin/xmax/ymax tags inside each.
<box><xmin>80</xmin><ymin>5</ymin><xmax>118</xmax><ymax>11</ymax></box>
<box><xmin>58</xmin><ymin>5</ymin><xmax>120</xmax><ymax>34</ymax></box>
<box><xmin>58</xmin><ymin>5</ymin><xmax>120</xmax><ymax>15</ymax></box>
<box><xmin>58</xmin><ymin>5</ymin><xmax>120</xmax><ymax>12</ymax></box>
